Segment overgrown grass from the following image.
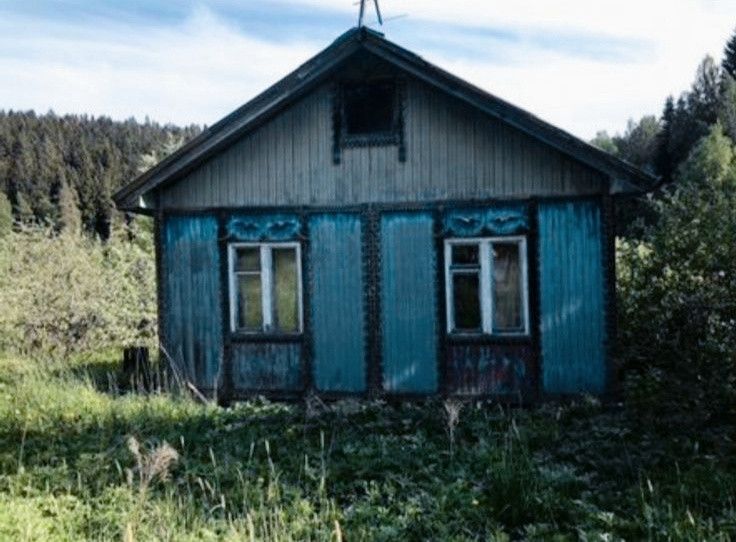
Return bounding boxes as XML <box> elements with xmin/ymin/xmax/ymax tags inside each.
<box><xmin>0</xmin><ymin>354</ymin><xmax>734</xmax><ymax>541</ymax></box>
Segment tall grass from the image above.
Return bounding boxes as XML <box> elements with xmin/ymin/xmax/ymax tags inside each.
<box><xmin>0</xmin><ymin>355</ymin><xmax>734</xmax><ymax>540</ymax></box>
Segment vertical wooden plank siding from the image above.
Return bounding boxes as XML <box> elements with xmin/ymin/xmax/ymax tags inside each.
<box><xmin>162</xmin><ymin>215</ymin><xmax>223</xmax><ymax>390</ymax></box>
<box><xmin>231</xmin><ymin>343</ymin><xmax>302</xmax><ymax>392</ymax></box>
<box><xmin>380</xmin><ymin>212</ymin><xmax>438</xmax><ymax>393</ymax></box>
<box><xmin>538</xmin><ymin>201</ymin><xmax>606</xmax><ymax>394</ymax></box>
<box><xmin>160</xmin><ymin>78</ymin><xmax>607</xmax><ymax>209</ymax></box>
<box><xmin>309</xmin><ymin>214</ymin><xmax>367</xmax><ymax>392</ymax></box>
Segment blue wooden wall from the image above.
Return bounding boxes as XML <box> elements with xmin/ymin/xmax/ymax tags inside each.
<box><xmin>158</xmin><ymin>204</ymin><xmax>611</xmax><ymax>399</ymax></box>
<box><xmin>231</xmin><ymin>343</ymin><xmax>302</xmax><ymax>392</ymax></box>
<box><xmin>380</xmin><ymin>212</ymin><xmax>438</xmax><ymax>393</ymax></box>
<box><xmin>309</xmin><ymin>214</ymin><xmax>367</xmax><ymax>392</ymax></box>
<box><xmin>162</xmin><ymin>215</ymin><xmax>223</xmax><ymax>390</ymax></box>
<box><xmin>538</xmin><ymin>201</ymin><xmax>607</xmax><ymax>394</ymax></box>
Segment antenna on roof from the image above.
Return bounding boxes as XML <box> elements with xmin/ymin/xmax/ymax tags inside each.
<box><xmin>357</xmin><ymin>0</ymin><xmax>383</xmax><ymax>27</ymax></box>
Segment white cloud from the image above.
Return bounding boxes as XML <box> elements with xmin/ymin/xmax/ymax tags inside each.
<box><xmin>0</xmin><ymin>7</ymin><xmax>322</xmax><ymax>126</ymax></box>
<box><xmin>0</xmin><ymin>1</ymin><xmax>734</xmax><ymax>138</ymax></box>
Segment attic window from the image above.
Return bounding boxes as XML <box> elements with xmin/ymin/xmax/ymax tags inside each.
<box><xmin>343</xmin><ymin>80</ymin><xmax>396</xmax><ymax>136</ymax></box>
<box><xmin>333</xmin><ymin>79</ymin><xmax>406</xmax><ymax>163</ymax></box>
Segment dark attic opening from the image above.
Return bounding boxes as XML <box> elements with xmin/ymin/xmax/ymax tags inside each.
<box><xmin>332</xmin><ymin>70</ymin><xmax>406</xmax><ymax>164</ymax></box>
<box><xmin>343</xmin><ymin>79</ymin><xmax>396</xmax><ymax>137</ymax></box>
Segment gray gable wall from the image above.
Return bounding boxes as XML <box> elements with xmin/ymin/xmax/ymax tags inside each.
<box><xmin>159</xmin><ymin>75</ymin><xmax>607</xmax><ymax>209</ymax></box>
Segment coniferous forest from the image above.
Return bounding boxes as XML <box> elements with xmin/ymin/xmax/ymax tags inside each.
<box><xmin>0</xmin><ymin>112</ymin><xmax>200</xmax><ymax>237</ymax></box>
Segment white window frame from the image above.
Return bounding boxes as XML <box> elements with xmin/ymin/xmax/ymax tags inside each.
<box><xmin>228</xmin><ymin>242</ymin><xmax>303</xmax><ymax>334</ymax></box>
<box><xmin>444</xmin><ymin>236</ymin><xmax>529</xmax><ymax>336</ymax></box>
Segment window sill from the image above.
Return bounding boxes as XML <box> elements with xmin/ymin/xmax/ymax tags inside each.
<box><xmin>341</xmin><ymin>133</ymin><xmax>400</xmax><ymax>148</ymax></box>
<box><xmin>230</xmin><ymin>333</ymin><xmax>303</xmax><ymax>344</ymax></box>
<box><xmin>447</xmin><ymin>333</ymin><xmax>531</xmax><ymax>345</ymax></box>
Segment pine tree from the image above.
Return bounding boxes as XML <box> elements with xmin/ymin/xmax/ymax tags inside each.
<box><xmin>0</xmin><ymin>191</ymin><xmax>12</xmax><ymax>236</ymax></box>
<box><xmin>13</xmin><ymin>192</ymin><xmax>33</xmax><ymax>224</ymax></box>
<box><xmin>655</xmin><ymin>96</ymin><xmax>676</xmax><ymax>180</ymax></box>
<box><xmin>717</xmin><ymin>74</ymin><xmax>736</xmax><ymax>142</ymax></box>
<box><xmin>688</xmin><ymin>56</ymin><xmax>721</xmax><ymax>126</ymax></box>
<box><xmin>57</xmin><ymin>180</ymin><xmax>81</xmax><ymax>234</ymax></box>
<box><xmin>723</xmin><ymin>29</ymin><xmax>736</xmax><ymax>79</ymax></box>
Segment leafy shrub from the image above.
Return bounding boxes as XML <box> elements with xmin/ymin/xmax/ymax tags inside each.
<box><xmin>0</xmin><ymin>223</ymin><xmax>156</xmax><ymax>358</ymax></box>
<box><xmin>617</xmin><ymin>125</ymin><xmax>736</xmax><ymax>426</ymax></box>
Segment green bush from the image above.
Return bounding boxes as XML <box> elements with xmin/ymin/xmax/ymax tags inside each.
<box><xmin>617</xmin><ymin>124</ymin><xmax>736</xmax><ymax>426</ymax></box>
<box><xmin>0</xmin><ymin>223</ymin><xmax>156</xmax><ymax>358</ymax></box>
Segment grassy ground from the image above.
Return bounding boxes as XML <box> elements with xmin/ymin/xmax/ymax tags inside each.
<box><xmin>0</xmin><ymin>354</ymin><xmax>734</xmax><ymax>541</ymax></box>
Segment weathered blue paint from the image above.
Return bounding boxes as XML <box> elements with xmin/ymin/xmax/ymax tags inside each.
<box><xmin>442</xmin><ymin>204</ymin><xmax>529</xmax><ymax>237</ymax></box>
<box><xmin>231</xmin><ymin>343</ymin><xmax>302</xmax><ymax>391</ymax></box>
<box><xmin>226</xmin><ymin>213</ymin><xmax>301</xmax><ymax>241</ymax></box>
<box><xmin>163</xmin><ymin>215</ymin><xmax>223</xmax><ymax>390</ymax></box>
<box><xmin>538</xmin><ymin>201</ymin><xmax>606</xmax><ymax>394</ymax></box>
<box><xmin>381</xmin><ymin>212</ymin><xmax>438</xmax><ymax>393</ymax></box>
<box><xmin>447</xmin><ymin>344</ymin><xmax>531</xmax><ymax>396</ymax></box>
<box><xmin>309</xmin><ymin>214</ymin><xmax>366</xmax><ymax>392</ymax></box>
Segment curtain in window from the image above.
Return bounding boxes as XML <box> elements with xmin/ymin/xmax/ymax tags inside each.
<box><xmin>493</xmin><ymin>243</ymin><xmax>522</xmax><ymax>331</ymax></box>
<box><xmin>272</xmin><ymin>248</ymin><xmax>299</xmax><ymax>332</ymax></box>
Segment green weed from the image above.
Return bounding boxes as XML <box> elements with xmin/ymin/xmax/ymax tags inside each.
<box><xmin>0</xmin><ymin>355</ymin><xmax>734</xmax><ymax>540</ymax></box>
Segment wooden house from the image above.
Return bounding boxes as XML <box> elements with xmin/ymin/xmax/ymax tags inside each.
<box><xmin>113</xmin><ymin>27</ymin><xmax>656</xmax><ymax>401</ymax></box>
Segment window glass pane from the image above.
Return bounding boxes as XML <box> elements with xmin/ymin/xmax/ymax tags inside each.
<box><xmin>237</xmin><ymin>274</ymin><xmax>262</xmax><ymax>330</ymax></box>
<box><xmin>493</xmin><ymin>243</ymin><xmax>523</xmax><ymax>332</ymax></box>
<box><xmin>271</xmin><ymin>248</ymin><xmax>299</xmax><ymax>332</ymax></box>
<box><xmin>453</xmin><ymin>273</ymin><xmax>481</xmax><ymax>331</ymax></box>
<box><xmin>452</xmin><ymin>244</ymin><xmax>479</xmax><ymax>266</ymax></box>
<box><xmin>236</xmin><ymin>247</ymin><xmax>260</xmax><ymax>272</ymax></box>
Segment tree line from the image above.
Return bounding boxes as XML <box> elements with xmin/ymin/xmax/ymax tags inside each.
<box><xmin>610</xmin><ymin>29</ymin><xmax>736</xmax><ymax>427</ymax></box>
<box><xmin>592</xmin><ymin>29</ymin><xmax>736</xmax><ymax>233</ymax></box>
<box><xmin>0</xmin><ymin>111</ymin><xmax>200</xmax><ymax>238</ymax></box>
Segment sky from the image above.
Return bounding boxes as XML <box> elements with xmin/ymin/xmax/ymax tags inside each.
<box><xmin>0</xmin><ymin>0</ymin><xmax>734</xmax><ymax>139</ymax></box>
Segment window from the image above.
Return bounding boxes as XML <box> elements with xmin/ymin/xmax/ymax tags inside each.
<box><xmin>343</xmin><ymin>80</ymin><xmax>396</xmax><ymax>137</ymax></box>
<box><xmin>332</xmin><ymin>78</ymin><xmax>405</xmax><ymax>164</ymax></box>
<box><xmin>444</xmin><ymin>237</ymin><xmax>529</xmax><ymax>335</ymax></box>
<box><xmin>228</xmin><ymin>243</ymin><xmax>303</xmax><ymax>334</ymax></box>
<box><xmin>338</xmin><ymin>79</ymin><xmax>401</xmax><ymax>147</ymax></box>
